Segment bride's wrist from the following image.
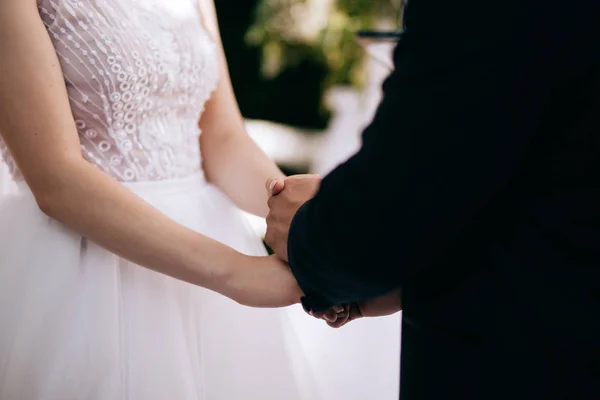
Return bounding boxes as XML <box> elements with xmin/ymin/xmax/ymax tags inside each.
<box><xmin>204</xmin><ymin>248</ymin><xmax>248</xmax><ymax>297</ymax></box>
<box><xmin>178</xmin><ymin>235</ymin><xmax>245</xmax><ymax>294</ymax></box>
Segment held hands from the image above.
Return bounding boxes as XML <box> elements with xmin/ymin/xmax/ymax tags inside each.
<box><xmin>263</xmin><ymin>175</ymin><xmax>402</xmax><ymax>325</ymax></box>
<box><xmin>264</xmin><ymin>174</ymin><xmax>321</xmax><ymax>261</ymax></box>
<box><xmin>314</xmin><ymin>290</ymin><xmax>403</xmax><ymax>328</ymax></box>
<box><xmin>222</xmin><ymin>175</ymin><xmax>319</xmax><ymax>309</ymax></box>
<box><xmin>310</xmin><ymin>303</ymin><xmax>364</xmax><ymax>328</ymax></box>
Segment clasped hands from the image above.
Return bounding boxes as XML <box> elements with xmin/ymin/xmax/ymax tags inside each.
<box><xmin>264</xmin><ymin>174</ymin><xmax>394</xmax><ymax>328</ymax></box>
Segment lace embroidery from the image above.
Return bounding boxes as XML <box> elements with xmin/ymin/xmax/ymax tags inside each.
<box><xmin>0</xmin><ymin>0</ymin><xmax>219</xmax><ymax>182</ymax></box>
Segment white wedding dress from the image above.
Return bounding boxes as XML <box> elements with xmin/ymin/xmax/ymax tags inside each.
<box><xmin>0</xmin><ymin>1</ymin><xmax>319</xmax><ymax>399</ymax></box>
<box><xmin>0</xmin><ymin>1</ymin><xmax>401</xmax><ymax>399</ymax></box>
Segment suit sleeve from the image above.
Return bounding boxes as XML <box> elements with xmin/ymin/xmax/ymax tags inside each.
<box><xmin>287</xmin><ymin>0</ymin><xmax>578</xmax><ymax>311</ymax></box>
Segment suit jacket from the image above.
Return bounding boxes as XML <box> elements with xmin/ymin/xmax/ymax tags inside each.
<box><xmin>287</xmin><ymin>1</ymin><xmax>600</xmax><ymax>399</ymax></box>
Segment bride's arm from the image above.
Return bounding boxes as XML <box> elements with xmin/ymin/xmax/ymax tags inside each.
<box><xmin>196</xmin><ymin>0</ymin><xmax>285</xmax><ymax>218</ymax></box>
<box><xmin>0</xmin><ymin>0</ymin><xmax>300</xmax><ymax>308</ymax></box>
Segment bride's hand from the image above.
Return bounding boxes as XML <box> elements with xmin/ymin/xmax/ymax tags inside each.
<box><xmin>224</xmin><ymin>254</ymin><xmax>303</xmax><ymax>308</ymax></box>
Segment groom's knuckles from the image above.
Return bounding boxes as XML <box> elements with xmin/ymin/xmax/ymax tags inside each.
<box><xmin>267</xmin><ymin>194</ymin><xmax>279</xmax><ymax>209</ymax></box>
<box><xmin>267</xmin><ymin>191</ymin><xmax>287</xmax><ymax>210</ymax></box>
<box><xmin>327</xmin><ymin>318</ymin><xmax>347</xmax><ymax>328</ymax></box>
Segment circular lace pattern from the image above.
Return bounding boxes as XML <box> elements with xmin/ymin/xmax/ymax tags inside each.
<box><xmin>1</xmin><ymin>0</ymin><xmax>219</xmax><ymax>182</ymax></box>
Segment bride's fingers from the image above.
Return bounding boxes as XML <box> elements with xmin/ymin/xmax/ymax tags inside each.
<box><xmin>266</xmin><ymin>178</ymin><xmax>285</xmax><ymax>195</ymax></box>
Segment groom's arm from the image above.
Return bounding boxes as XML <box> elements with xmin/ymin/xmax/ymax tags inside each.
<box><xmin>284</xmin><ymin>0</ymin><xmax>591</xmax><ymax>311</ymax></box>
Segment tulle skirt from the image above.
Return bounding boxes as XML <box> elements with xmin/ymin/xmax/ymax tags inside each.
<box><xmin>0</xmin><ymin>173</ymin><xmax>320</xmax><ymax>399</ymax></box>
<box><xmin>0</xmin><ymin>173</ymin><xmax>400</xmax><ymax>400</ymax></box>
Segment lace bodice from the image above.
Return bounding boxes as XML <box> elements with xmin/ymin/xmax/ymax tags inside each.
<box><xmin>0</xmin><ymin>0</ymin><xmax>219</xmax><ymax>182</ymax></box>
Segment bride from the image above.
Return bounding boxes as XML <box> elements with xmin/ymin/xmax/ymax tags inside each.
<box><xmin>0</xmin><ymin>0</ymin><xmax>320</xmax><ymax>398</ymax></box>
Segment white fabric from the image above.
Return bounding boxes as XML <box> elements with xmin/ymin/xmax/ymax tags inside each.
<box><xmin>0</xmin><ymin>175</ymin><xmax>322</xmax><ymax>399</ymax></box>
<box><xmin>0</xmin><ymin>0</ymin><xmax>219</xmax><ymax>182</ymax></box>
<box><xmin>0</xmin><ymin>162</ymin><xmax>16</xmax><ymax>195</ymax></box>
<box><xmin>0</xmin><ymin>1</ymin><xmax>400</xmax><ymax>398</ymax></box>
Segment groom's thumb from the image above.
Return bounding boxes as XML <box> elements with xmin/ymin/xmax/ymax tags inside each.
<box><xmin>266</xmin><ymin>178</ymin><xmax>285</xmax><ymax>195</ymax></box>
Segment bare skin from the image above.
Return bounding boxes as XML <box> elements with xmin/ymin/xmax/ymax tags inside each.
<box><xmin>266</xmin><ymin>176</ymin><xmax>402</xmax><ymax>325</ymax></box>
<box><xmin>197</xmin><ymin>0</ymin><xmax>286</xmax><ymax>218</ymax></box>
<box><xmin>312</xmin><ymin>290</ymin><xmax>402</xmax><ymax>329</ymax></box>
<box><xmin>265</xmin><ymin>175</ymin><xmax>321</xmax><ymax>261</ymax></box>
<box><xmin>0</xmin><ymin>0</ymin><xmax>300</xmax><ymax>308</ymax></box>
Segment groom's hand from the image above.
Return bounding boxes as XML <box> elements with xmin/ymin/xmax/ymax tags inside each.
<box><xmin>310</xmin><ymin>303</ymin><xmax>364</xmax><ymax>328</ymax></box>
<box><xmin>311</xmin><ymin>290</ymin><xmax>402</xmax><ymax>328</ymax></box>
<box><xmin>265</xmin><ymin>174</ymin><xmax>320</xmax><ymax>261</ymax></box>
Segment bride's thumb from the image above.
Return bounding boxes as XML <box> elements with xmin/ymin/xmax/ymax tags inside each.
<box><xmin>266</xmin><ymin>178</ymin><xmax>285</xmax><ymax>195</ymax></box>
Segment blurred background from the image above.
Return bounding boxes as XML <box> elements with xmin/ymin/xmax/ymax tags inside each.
<box><xmin>217</xmin><ymin>3</ymin><xmax>404</xmax><ymax>398</ymax></box>
<box><xmin>214</xmin><ymin>0</ymin><xmax>403</xmax><ymax>235</ymax></box>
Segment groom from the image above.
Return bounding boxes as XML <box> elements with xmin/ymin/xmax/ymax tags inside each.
<box><xmin>264</xmin><ymin>0</ymin><xmax>600</xmax><ymax>399</ymax></box>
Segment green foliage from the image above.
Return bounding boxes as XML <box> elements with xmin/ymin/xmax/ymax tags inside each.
<box><xmin>247</xmin><ymin>0</ymin><xmax>403</xmax><ymax>89</ymax></box>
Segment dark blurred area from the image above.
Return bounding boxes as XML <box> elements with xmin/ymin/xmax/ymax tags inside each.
<box><xmin>214</xmin><ymin>0</ymin><xmax>402</xmax><ymax>178</ymax></box>
<box><xmin>215</xmin><ymin>0</ymin><xmax>330</xmax><ymax>130</ymax></box>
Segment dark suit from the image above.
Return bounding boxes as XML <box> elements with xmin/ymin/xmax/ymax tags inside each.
<box><xmin>287</xmin><ymin>1</ymin><xmax>600</xmax><ymax>398</ymax></box>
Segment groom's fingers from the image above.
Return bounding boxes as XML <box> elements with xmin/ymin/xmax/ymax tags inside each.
<box><xmin>323</xmin><ymin>309</ymin><xmax>338</xmax><ymax>323</ymax></box>
<box><xmin>325</xmin><ymin>303</ymin><xmax>362</xmax><ymax>328</ymax></box>
<box><xmin>332</xmin><ymin>305</ymin><xmax>344</xmax><ymax>313</ymax></box>
<box><xmin>326</xmin><ymin>310</ymin><xmax>350</xmax><ymax>328</ymax></box>
<box><xmin>266</xmin><ymin>178</ymin><xmax>285</xmax><ymax>195</ymax></box>
<box><xmin>308</xmin><ymin>304</ymin><xmax>361</xmax><ymax>328</ymax></box>
<box><xmin>348</xmin><ymin>303</ymin><xmax>363</xmax><ymax>320</ymax></box>
<box><xmin>272</xmin><ymin>180</ymin><xmax>285</xmax><ymax>195</ymax></box>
